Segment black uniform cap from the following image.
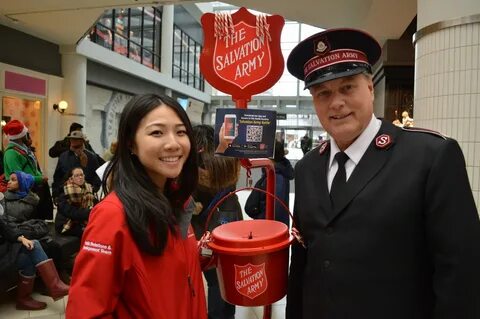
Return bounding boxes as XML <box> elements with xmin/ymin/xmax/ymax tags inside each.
<box><xmin>287</xmin><ymin>28</ymin><xmax>381</xmax><ymax>89</ymax></box>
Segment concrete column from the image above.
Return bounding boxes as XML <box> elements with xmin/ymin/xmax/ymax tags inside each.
<box><xmin>414</xmin><ymin>1</ymin><xmax>480</xmax><ymax>206</ymax></box>
<box><xmin>161</xmin><ymin>4</ymin><xmax>174</xmax><ymax>79</ymax></box>
<box><xmin>60</xmin><ymin>45</ymin><xmax>87</xmax><ymax>135</ymax></box>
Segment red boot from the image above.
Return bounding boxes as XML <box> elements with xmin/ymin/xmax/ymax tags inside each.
<box><xmin>36</xmin><ymin>259</ymin><xmax>70</xmax><ymax>301</ymax></box>
<box><xmin>16</xmin><ymin>273</ymin><xmax>47</xmax><ymax>310</ymax></box>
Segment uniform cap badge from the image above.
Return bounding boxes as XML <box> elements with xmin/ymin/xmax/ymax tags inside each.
<box><xmin>314</xmin><ymin>38</ymin><xmax>330</xmax><ymax>55</ymax></box>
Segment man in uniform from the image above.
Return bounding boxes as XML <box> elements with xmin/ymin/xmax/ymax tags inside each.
<box><xmin>286</xmin><ymin>28</ymin><xmax>480</xmax><ymax>319</ymax></box>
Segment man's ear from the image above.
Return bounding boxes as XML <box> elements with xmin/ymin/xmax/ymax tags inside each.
<box><xmin>367</xmin><ymin>79</ymin><xmax>374</xmax><ymax>101</ymax></box>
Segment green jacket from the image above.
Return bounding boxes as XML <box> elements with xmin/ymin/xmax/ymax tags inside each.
<box><xmin>3</xmin><ymin>143</ymin><xmax>44</xmax><ymax>184</ymax></box>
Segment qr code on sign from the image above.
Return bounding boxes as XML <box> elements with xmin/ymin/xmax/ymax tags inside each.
<box><xmin>246</xmin><ymin>125</ymin><xmax>263</xmax><ymax>142</ymax></box>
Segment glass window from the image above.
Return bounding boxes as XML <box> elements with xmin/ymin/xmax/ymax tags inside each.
<box><xmin>143</xmin><ymin>49</ymin><xmax>154</xmax><ymax>68</ymax></box>
<box><xmin>143</xmin><ymin>8</ymin><xmax>155</xmax><ymax>52</ymax></box>
<box><xmin>94</xmin><ymin>24</ymin><xmax>113</xmax><ymax>49</ymax></box>
<box><xmin>90</xmin><ymin>7</ymin><xmax>163</xmax><ymax>71</ymax></box>
<box><xmin>100</xmin><ymin>10</ymin><xmax>113</xmax><ymax>28</ymax></box>
<box><xmin>281</xmin><ymin>23</ymin><xmax>299</xmax><ymax>42</ymax></box>
<box><xmin>129</xmin><ymin>8</ymin><xmax>143</xmax><ymax>46</ymax></box>
<box><xmin>172</xmin><ymin>25</ymin><xmax>204</xmax><ymax>91</ymax></box>
<box><xmin>114</xmin><ymin>34</ymin><xmax>128</xmax><ymax>57</ymax></box>
<box><xmin>301</xmin><ymin>24</ymin><xmax>323</xmax><ymax>39</ymax></box>
<box><xmin>114</xmin><ymin>9</ymin><xmax>129</xmax><ymax>38</ymax></box>
<box><xmin>130</xmin><ymin>42</ymin><xmax>142</xmax><ymax>62</ymax></box>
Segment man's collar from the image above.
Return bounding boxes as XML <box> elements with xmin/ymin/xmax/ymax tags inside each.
<box><xmin>329</xmin><ymin>114</ymin><xmax>381</xmax><ymax>168</ymax></box>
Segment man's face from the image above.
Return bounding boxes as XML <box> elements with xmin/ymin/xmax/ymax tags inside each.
<box><xmin>309</xmin><ymin>73</ymin><xmax>374</xmax><ymax>150</ymax></box>
<box><xmin>70</xmin><ymin>139</ymin><xmax>84</xmax><ymax>153</ymax></box>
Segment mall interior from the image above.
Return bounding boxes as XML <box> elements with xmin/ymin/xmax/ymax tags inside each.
<box><xmin>0</xmin><ymin>0</ymin><xmax>479</xmax><ymax>318</ymax></box>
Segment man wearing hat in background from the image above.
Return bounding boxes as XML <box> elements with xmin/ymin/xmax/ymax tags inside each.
<box><xmin>286</xmin><ymin>28</ymin><xmax>480</xmax><ymax>319</ymax></box>
<box><xmin>48</xmin><ymin>122</ymin><xmax>100</xmax><ymax>161</ymax></box>
<box><xmin>52</xmin><ymin>130</ymin><xmax>101</xmax><ymax>201</ymax></box>
<box><xmin>2</xmin><ymin>120</ymin><xmax>54</xmax><ymax>220</ymax></box>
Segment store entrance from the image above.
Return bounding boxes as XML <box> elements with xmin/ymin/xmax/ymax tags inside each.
<box><xmin>1</xmin><ymin>95</ymin><xmax>45</xmax><ymax>170</ymax></box>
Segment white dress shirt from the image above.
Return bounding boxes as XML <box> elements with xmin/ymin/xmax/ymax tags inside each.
<box><xmin>327</xmin><ymin>115</ymin><xmax>382</xmax><ymax>192</ymax></box>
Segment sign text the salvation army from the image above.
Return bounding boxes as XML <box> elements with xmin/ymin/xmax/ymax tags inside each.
<box><xmin>215</xmin><ymin>27</ymin><xmax>266</xmax><ymax>80</ymax></box>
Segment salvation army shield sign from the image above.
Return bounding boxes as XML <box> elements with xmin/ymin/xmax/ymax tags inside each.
<box><xmin>214</xmin><ymin>21</ymin><xmax>271</xmax><ymax>89</ymax></box>
<box><xmin>234</xmin><ymin>263</ymin><xmax>268</xmax><ymax>300</ymax></box>
<box><xmin>200</xmin><ymin>7</ymin><xmax>285</xmax><ymax>102</ymax></box>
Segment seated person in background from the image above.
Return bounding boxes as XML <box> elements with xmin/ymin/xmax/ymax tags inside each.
<box><xmin>2</xmin><ymin>171</ymin><xmax>39</xmax><ymax>223</ymax></box>
<box><xmin>55</xmin><ymin>167</ymin><xmax>97</xmax><ymax>238</ymax></box>
<box><xmin>0</xmin><ymin>203</ymin><xmax>69</xmax><ymax>310</ymax></box>
<box><xmin>1</xmin><ymin>171</ymin><xmax>65</xmax><ymax>275</ymax></box>
<box><xmin>52</xmin><ymin>131</ymin><xmax>102</xmax><ymax>200</ymax></box>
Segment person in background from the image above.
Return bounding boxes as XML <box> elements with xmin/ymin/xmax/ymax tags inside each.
<box><xmin>300</xmin><ymin>133</ymin><xmax>312</xmax><ymax>154</ymax></box>
<box><xmin>102</xmin><ymin>141</ymin><xmax>117</xmax><ymax>161</ymax></box>
<box><xmin>2</xmin><ymin>120</ymin><xmax>53</xmax><ymax>220</ymax></box>
<box><xmin>0</xmin><ymin>201</ymin><xmax>69</xmax><ymax>310</ymax></box>
<box><xmin>55</xmin><ymin>167</ymin><xmax>97</xmax><ymax>238</ymax></box>
<box><xmin>52</xmin><ymin>131</ymin><xmax>102</xmax><ymax>200</ymax></box>
<box><xmin>191</xmin><ymin>124</ymin><xmax>242</xmax><ymax>319</ymax></box>
<box><xmin>48</xmin><ymin>122</ymin><xmax>99</xmax><ymax>159</ymax></box>
<box><xmin>1</xmin><ymin>171</ymin><xmax>66</xmax><ymax>279</ymax></box>
<box><xmin>2</xmin><ymin>171</ymin><xmax>39</xmax><ymax>223</ymax></box>
<box><xmin>285</xmin><ymin>28</ymin><xmax>480</xmax><ymax>319</ymax></box>
<box><xmin>245</xmin><ymin>140</ymin><xmax>294</xmax><ymax>227</ymax></box>
<box><xmin>66</xmin><ymin>94</ymin><xmax>206</xmax><ymax>319</ymax></box>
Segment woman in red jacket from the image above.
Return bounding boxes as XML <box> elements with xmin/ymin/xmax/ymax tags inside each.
<box><xmin>66</xmin><ymin>94</ymin><xmax>205</xmax><ymax>319</ymax></box>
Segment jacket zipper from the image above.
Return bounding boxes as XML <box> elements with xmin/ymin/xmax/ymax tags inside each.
<box><xmin>180</xmin><ymin>234</ymin><xmax>196</xmax><ymax>298</ymax></box>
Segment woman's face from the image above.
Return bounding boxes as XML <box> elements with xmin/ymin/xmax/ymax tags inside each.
<box><xmin>7</xmin><ymin>173</ymin><xmax>19</xmax><ymax>191</ymax></box>
<box><xmin>71</xmin><ymin>168</ymin><xmax>85</xmax><ymax>186</ymax></box>
<box><xmin>132</xmin><ymin>105</ymin><xmax>191</xmax><ymax>191</ymax></box>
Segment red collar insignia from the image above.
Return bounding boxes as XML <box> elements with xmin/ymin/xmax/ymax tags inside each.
<box><xmin>375</xmin><ymin>134</ymin><xmax>392</xmax><ymax>149</ymax></box>
<box><xmin>318</xmin><ymin>141</ymin><xmax>329</xmax><ymax>155</ymax></box>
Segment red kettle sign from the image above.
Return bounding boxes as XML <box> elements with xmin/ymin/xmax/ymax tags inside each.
<box><xmin>200</xmin><ymin>7</ymin><xmax>285</xmax><ymax>102</ymax></box>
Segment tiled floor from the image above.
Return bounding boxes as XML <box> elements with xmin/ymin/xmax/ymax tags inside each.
<box><xmin>0</xmin><ymin>289</ymin><xmax>286</xmax><ymax>319</ymax></box>
<box><xmin>0</xmin><ymin>192</ymin><xmax>293</xmax><ymax>319</ymax></box>
<box><xmin>0</xmin><ymin>292</ymin><xmax>67</xmax><ymax>319</ymax></box>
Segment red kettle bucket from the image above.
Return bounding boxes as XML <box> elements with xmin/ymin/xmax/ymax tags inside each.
<box><xmin>203</xmin><ymin>187</ymin><xmax>295</xmax><ymax>306</ymax></box>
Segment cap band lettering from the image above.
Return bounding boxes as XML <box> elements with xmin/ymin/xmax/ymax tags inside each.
<box><xmin>303</xmin><ymin>49</ymin><xmax>369</xmax><ymax>79</ymax></box>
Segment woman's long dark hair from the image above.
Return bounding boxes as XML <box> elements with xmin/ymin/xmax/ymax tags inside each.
<box><xmin>102</xmin><ymin>94</ymin><xmax>198</xmax><ymax>255</ymax></box>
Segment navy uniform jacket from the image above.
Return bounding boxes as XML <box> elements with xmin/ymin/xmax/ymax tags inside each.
<box><xmin>286</xmin><ymin>120</ymin><xmax>480</xmax><ymax>319</ymax></box>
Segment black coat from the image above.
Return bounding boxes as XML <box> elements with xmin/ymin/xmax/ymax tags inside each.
<box><xmin>52</xmin><ymin>149</ymin><xmax>102</xmax><ymax>198</ymax></box>
<box><xmin>54</xmin><ymin>186</ymin><xmax>92</xmax><ymax>237</ymax></box>
<box><xmin>287</xmin><ymin>121</ymin><xmax>480</xmax><ymax>319</ymax></box>
<box><xmin>0</xmin><ymin>215</ymin><xmax>22</xmax><ymax>275</ymax></box>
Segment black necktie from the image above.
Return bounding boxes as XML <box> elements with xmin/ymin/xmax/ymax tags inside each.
<box><xmin>330</xmin><ymin>152</ymin><xmax>349</xmax><ymax>209</ymax></box>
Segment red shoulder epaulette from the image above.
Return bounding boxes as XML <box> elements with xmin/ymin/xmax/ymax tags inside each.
<box><xmin>401</xmin><ymin>126</ymin><xmax>447</xmax><ymax>140</ymax></box>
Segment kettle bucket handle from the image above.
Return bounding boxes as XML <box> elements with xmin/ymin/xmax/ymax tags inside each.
<box><xmin>203</xmin><ymin>186</ymin><xmax>296</xmax><ymax>234</ymax></box>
